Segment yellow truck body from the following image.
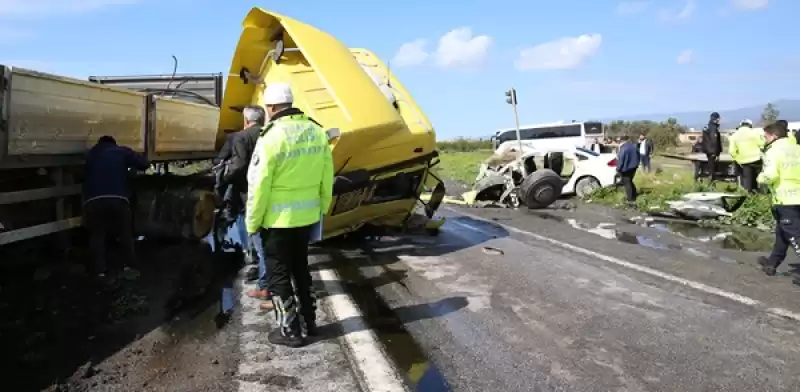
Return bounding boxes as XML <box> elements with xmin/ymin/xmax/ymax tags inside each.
<box><xmin>220</xmin><ymin>8</ymin><xmax>443</xmax><ymax>238</ymax></box>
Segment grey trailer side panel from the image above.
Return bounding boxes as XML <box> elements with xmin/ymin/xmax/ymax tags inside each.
<box><xmin>152</xmin><ymin>96</ymin><xmax>219</xmax><ymax>155</ymax></box>
<box><xmin>6</xmin><ymin>67</ymin><xmax>147</xmax><ymax>156</ymax></box>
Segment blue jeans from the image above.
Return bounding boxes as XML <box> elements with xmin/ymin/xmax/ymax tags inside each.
<box><xmin>249</xmin><ymin>231</ymin><xmax>268</xmax><ymax>290</ymax></box>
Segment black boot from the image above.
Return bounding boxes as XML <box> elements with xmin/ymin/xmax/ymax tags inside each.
<box><xmin>304</xmin><ymin>315</ymin><xmax>318</xmax><ymax>337</ymax></box>
<box><xmin>268</xmin><ymin>296</ymin><xmax>305</xmax><ymax>348</ymax></box>
<box><xmin>757</xmin><ymin>256</ymin><xmax>777</xmax><ymax>276</ymax></box>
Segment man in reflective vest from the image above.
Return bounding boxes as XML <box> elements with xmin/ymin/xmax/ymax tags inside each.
<box><xmin>756</xmin><ymin>122</ymin><xmax>800</xmax><ymax>286</ymax></box>
<box><xmin>728</xmin><ymin>119</ymin><xmax>765</xmax><ymax>193</ymax></box>
<box><xmin>246</xmin><ymin>82</ymin><xmax>334</xmax><ymax>347</ymax></box>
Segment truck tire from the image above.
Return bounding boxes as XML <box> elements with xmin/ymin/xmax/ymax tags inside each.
<box><xmin>519</xmin><ymin>169</ymin><xmax>562</xmax><ymax>209</ymax></box>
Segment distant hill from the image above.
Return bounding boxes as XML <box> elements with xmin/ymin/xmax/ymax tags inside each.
<box><xmin>600</xmin><ymin>99</ymin><xmax>800</xmax><ymax>130</ymax></box>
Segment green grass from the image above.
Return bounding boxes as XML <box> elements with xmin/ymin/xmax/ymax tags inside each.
<box><xmin>435</xmin><ymin>150</ymin><xmax>491</xmax><ymax>185</ymax></box>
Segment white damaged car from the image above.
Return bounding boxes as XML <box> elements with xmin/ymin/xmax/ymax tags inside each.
<box><xmin>468</xmin><ymin>146</ymin><xmax>619</xmax><ymax>208</ymax></box>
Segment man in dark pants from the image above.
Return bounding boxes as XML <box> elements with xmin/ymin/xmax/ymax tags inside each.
<box><xmin>637</xmin><ymin>134</ymin><xmax>653</xmax><ymax>172</ymax></box>
<box><xmin>702</xmin><ymin>112</ymin><xmax>723</xmax><ymax>181</ymax></box>
<box><xmin>756</xmin><ymin>123</ymin><xmax>800</xmax><ymax>287</ymax></box>
<box><xmin>219</xmin><ymin>106</ymin><xmax>272</xmax><ymax>305</ymax></box>
<box><xmin>83</xmin><ymin>135</ymin><xmax>149</xmax><ymax>277</ymax></box>
<box><xmin>728</xmin><ymin>119</ymin><xmax>764</xmax><ymax>193</ymax></box>
<box><xmin>246</xmin><ymin>83</ymin><xmax>333</xmax><ymax>347</ymax></box>
<box><xmin>616</xmin><ymin>135</ymin><xmax>640</xmax><ymax>203</ymax></box>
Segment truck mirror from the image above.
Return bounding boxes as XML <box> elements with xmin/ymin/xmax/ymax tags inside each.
<box><xmin>326</xmin><ymin>128</ymin><xmax>340</xmax><ymax>141</ymax></box>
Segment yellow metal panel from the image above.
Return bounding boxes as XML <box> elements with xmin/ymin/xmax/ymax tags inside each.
<box><xmin>153</xmin><ymin>97</ymin><xmax>219</xmax><ymax>153</ymax></box>
<box><xmin>219</xmin><ymin>7</ymin><xmax>405</xmax><ymax>165</ymax></box>
<box><xmin>7</xmin><ymin>68</ymin><xmax>146</xmax><ymax>155</ymax></box>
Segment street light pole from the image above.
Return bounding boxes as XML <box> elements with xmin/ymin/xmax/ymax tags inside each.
<box><xmin>505</xmin><ymin>88</ymin><xmax>524</xmax><ymax>173</ymax></box>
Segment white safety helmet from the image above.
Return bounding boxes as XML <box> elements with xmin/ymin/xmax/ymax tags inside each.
<box><xmin>740</xmin><ymin>119</ymin><xmax>753</xmax><ymax>127</ymax></box>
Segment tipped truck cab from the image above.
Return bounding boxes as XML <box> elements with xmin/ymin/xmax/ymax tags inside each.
<box><xmin>219</xmin><ymin>8</ymin><xmax>443</xmax><ymax>239</ymax></box>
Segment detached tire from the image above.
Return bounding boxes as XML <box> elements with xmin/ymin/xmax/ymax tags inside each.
<box><xmin>519</xmin><ymin>169</ymin><xmax>563</xmax><ymax>209</ymax></box>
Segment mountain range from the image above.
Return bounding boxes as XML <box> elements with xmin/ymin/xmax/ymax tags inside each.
<box><xmin>600</xmin><ymin>99</ymin><xmax>800</xmax><ymax>130</ymax></box>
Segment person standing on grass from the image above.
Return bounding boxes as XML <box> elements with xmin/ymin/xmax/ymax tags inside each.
<box><xmin>728</xmin><ymin>119</ymin><xmax>764</xmax><ymax>193</ymax></box>
<box><xmin>702</xmin><ymin>112</ymin><xmax>723</xmax><ymax>181</ymax></box>
<box><xmin>637</xmin><ymin>134</ymin><xmax>654</xmax><ymax>173</ymax></box>
<box><xmin>83</xmin><ymin>135</ymin><xmax>149</xmax><ymax>278</ymax></box>
<box><xmin>756</xmin><ymin>122</ymin><xmax>800</xmax><ymax>288</ymax></box>
<box><xmin>616</xmin><ymin>135</ymin><xmax>640</xmax><ymax>203</ymax></box>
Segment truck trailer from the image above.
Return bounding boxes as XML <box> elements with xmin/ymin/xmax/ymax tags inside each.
<box><xmin>0</xmin><ymin>7</ymin><xmax>446</xmax><ymax>248</ymax></box>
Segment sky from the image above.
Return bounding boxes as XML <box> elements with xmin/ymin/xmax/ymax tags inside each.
<box><xmin>0</xmin><ymin>0</ymin><xmax>798</xmax><ymax>139</ymax></box>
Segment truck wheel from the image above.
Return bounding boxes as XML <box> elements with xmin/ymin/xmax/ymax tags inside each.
<box><xmin>575</xmin><ymin>176</ymin><xmax>601</xmax><ymax>198</ymax></box>
<box><xmin>519</xmin><ymin>169</ymin><xmax>562</xmax><ymax>209</ymax></box>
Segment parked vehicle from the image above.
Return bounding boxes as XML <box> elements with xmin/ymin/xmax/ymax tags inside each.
<box><xmin>490</xmin><ymin>121</ymin><xmax>605</xmax><ymax>153</ymax></box>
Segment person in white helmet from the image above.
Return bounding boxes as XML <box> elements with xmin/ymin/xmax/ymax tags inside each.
<box><xmin>728</xmin><ymin>118</ymin><xmax>765</xmax><ymax>193</ymax></box>
<box><xmin>246</xmin><ymin>82</ymin><xmax>333</xmax><ymax>347</ymax></box>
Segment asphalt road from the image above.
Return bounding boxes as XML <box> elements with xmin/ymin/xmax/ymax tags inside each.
<box><xmin>328</xmin><ymin>205</ymin><xmax>800</xmax><ymax>392</ymax></box>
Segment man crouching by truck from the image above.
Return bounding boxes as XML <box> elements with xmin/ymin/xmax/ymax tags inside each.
<box><xmin>83</xmin><ymin>135</ymin><xmax>149</xmax><ymax>278</ymax></box>
<box><xmin>756</xmin><ymin>123</ymin><xmax>800</xmax><ymax>286</ymax></box>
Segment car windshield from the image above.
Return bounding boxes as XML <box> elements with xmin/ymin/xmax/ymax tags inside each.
<box><xmin>576</xmin><ymin>147</ymin><xmax>600</xmax><ymax>156</ymax></box>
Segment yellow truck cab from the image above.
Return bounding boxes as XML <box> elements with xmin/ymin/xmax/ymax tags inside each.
<box><xmin>219</xmin><ymin>8</ymin><xmax>445</xmax><ymax>238</ymax></box>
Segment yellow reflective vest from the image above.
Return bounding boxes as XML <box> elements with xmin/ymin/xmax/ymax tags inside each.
<box><xmin>728</xmin><ymin>126</ymin><xmax>765</xmax><ymax>164</ymax></box>
<box><xmin>245</xmin><ymin>111</ymin><xmax>334</xmax><ymax>233</ymax></box>
<box><xmin>757</xmin><ymin>137</ymin><xmax>800</xmax><ymax>205</ymax></box>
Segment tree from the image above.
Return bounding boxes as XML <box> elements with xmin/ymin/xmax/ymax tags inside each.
<box><xmin>605</xmin><ymin>118</ymin><xmax>688</xmax><ymax>150</ymax></box>
<box><xmin>761</xmin><ymin>102</ymin><xmax>780</xmax><ymax>125</ymax></box>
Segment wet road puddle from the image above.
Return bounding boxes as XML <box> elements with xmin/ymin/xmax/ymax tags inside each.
<box><xmin>639</xmin><ymin>218</ymin><xmax>773</xmax><ymax>252</ymax></box>
<box><xmin>335</xmin><ymin>261</ymin><xmax>452</xmax><ymax>391</ymax></box>
<box><xmin>527</xmin><ymin>212</ymin><xmax>754</xmax><ymax>264</ymax></box>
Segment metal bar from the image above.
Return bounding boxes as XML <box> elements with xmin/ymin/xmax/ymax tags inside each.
<box><xmin>0</xmin><ymin>217</ymin><xmax>82</xmax><ymax>245</ymax></box>
<box><xmin>145</xmin><ymin>94</ymin><xmax>156</xmax><ymax>160</ymax></box>
<box><xmin>0</xmin><ymin>65</ymin><xmax>10</xmax><ymax>162</ymax></box>
<box><xmin>0</xmin><ymin>184</ymin><xmax>81</xmax><ymax>204</ymax></box>
<box><xmin>52</xmin><ymin>167</ymin><xmax>65</xmax><ymax>219</ymax></box>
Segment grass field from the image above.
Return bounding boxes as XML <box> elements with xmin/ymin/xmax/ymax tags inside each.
<box><xmin>435</xmin><ymin>150</ymin><xmax>491</xmax><ymax>185</ymax></box>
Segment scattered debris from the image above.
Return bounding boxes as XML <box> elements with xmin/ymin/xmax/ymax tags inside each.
<box><xmin>482</xmin><ymin>246</ymin><xmax>504</xmax><ymax>256</ymax></box>
<box><xmin>653</xmin><ymin>192</ymin><xmax>747</xmax><ymax>220</ymax></box>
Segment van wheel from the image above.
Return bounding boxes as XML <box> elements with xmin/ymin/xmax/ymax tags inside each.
<box><xmin>575</xmin><ymin>176</ymin><xmax>601</xmax><ymax>198</ymax></box>
<box><xmin>519</xmin><ymin>169</ymin><xmax>562</xmax><ymax>209</ymax></box>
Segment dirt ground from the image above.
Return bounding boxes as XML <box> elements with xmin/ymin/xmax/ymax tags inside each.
<box><xmin>0</xmin><ymin>231</ymin><xmax>238</xmax><ymax>392</ymax></box>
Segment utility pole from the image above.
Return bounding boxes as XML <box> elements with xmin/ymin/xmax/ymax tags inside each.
<box><xmin>505</xmin><ymin>88</ymin><xmax>523</xmax><ymax>155</ymax></box>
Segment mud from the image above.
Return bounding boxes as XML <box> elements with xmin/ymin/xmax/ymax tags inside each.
<box><xmin>0</xmin><ymin>232</ymin><xmax>233</xmax><ymax>392</ymax></box>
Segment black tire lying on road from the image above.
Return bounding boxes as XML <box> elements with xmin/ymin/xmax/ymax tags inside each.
<box><xmin>519</xmin><ymin>169</ymin><xmax>563</xmax><ymax>209</ymax></box>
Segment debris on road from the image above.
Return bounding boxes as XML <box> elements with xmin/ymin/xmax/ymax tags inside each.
<box><xmin>653</xmin><ymin>192</ymin><xmax>747</xmax><ymax>220</ymax></box>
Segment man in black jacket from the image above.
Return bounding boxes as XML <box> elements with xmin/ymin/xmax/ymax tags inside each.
<box><xmin>702</xmin><ymin>112</ymin><xmax>723</xmax><ymax>181</ymax></box>
<box><xmin>219</xmin><ymin>105</ymin><xmax>272</xmax><ymax>303</ymax></box>
<box><xmin>83</xmin><ymin>135</ymin><xmax>149</xmax><ymax>277</ymax></box>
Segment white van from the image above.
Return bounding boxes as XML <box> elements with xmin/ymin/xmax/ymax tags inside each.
<box><xmin>491</xmin><ymin>121</ymin><xmax>604</xmax><ymax>153</ymax></box>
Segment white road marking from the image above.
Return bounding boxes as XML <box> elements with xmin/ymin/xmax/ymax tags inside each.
<box><xmin>445</xmin><ymin>207</ymin><xmax>800</xmax><ymax>323</ymax></box>
<box><xmin>316</xmin><ymin>267</ymin><xmax>410</xmax><ymax>392</ymax></box>
<box><xmin>234</xmin><ymin>263</ymin><xmax>408</xmax><ymax>392</ymax></box>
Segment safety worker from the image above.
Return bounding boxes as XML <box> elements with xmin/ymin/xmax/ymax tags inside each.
<box><xmin>246</xmin><ymin>82</ymin><xmax>333</xmax><ymax>347</ymax></box>
<box><xmin>776</xmin><ymin>120</ymin><xmax>797</xmax><ymax>145</ymax></box>
<box><xmin>83</xmin><ymin>135</ymin><xmax>149</xmax><ymax>278</ymax></box>
<box><xmin>728</xmin><ymin>119</ymin><xmax>765</xmax><ymax>193</ymax></box>
<box><xmin>756</xmin><ymin>122</ymin><xmax>800</xmax><ymax>279</ymax></box>
<box><xmin>702</xmin><ymin>112</ymin><xmax>723</xmax><ymax>181</ymax></box>
<box><xmin>220</xmin><ymin>105</ymin><xmax>273</xmax><ymax>306</ymax></box>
